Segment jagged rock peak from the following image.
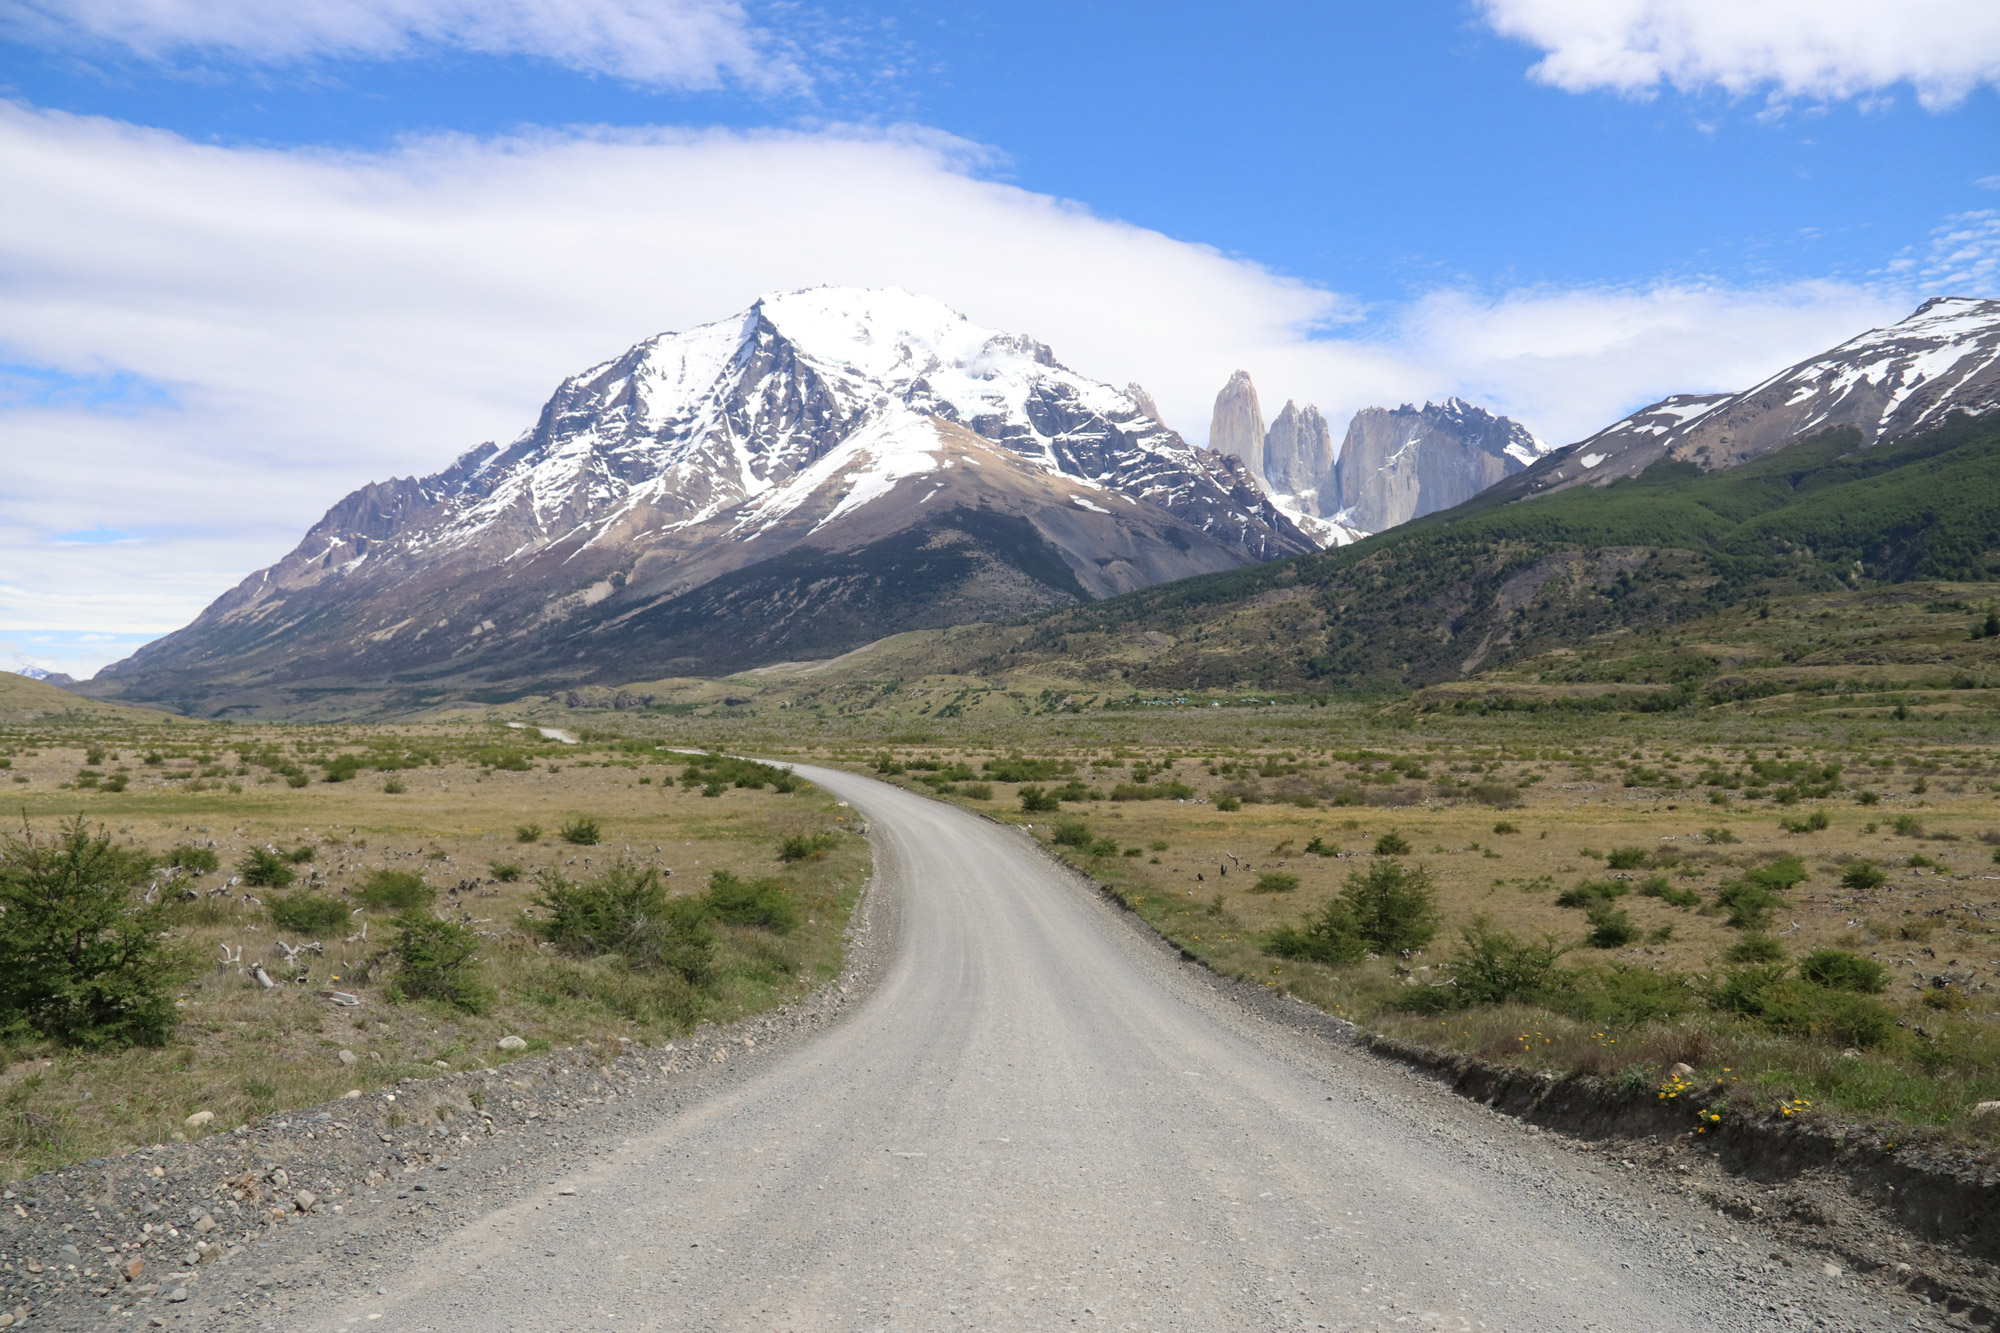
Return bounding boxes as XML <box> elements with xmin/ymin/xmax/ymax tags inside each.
<box><xmin>1332</xmin><ymin>399</ymin><xmax>1545</xmax><ymax>534</ymax></box>
<box><xmin>1208</xmin><ymin>370</ymin><xmax>1265</xmax><ymax>478</ymax></box>
<box><xmin>1125</xmin><ymin>383</ymin><xmax>1166</xmax><ymax>426</ymax></box>
<box><xmin>1263</xmin><ymin>401</ymin><xmax>1337</xmax><ymax>515</ymax></box>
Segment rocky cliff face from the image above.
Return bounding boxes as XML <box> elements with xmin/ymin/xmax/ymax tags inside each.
<box><xmin>1200</xmin><ymin>370</ymin><xmax>1544</xmax><ymax>539</ymax></box>
<box><xmin>1208</xmin><ymin>370</ymin><xmax>1266</xmax><ymax>480</ymax></box>
<box><xmin>1263</xmin><ymin>401</ymin><xmax>1337</xmax><ymax>515</ymax></box>
<box><xmin>1331</xmin><ymin>398</ymin><xmax>1542</xmax><ymax>533</ymax></box>
<box><xmin>1506</xmin><ymin>296</ymin><xmax>2000</xmax><ymax>498</ymax></box>
<box><xmin>87</xmin><ymin>287</ymin><xmax>1312</xmax><ymax>716</ymax></box>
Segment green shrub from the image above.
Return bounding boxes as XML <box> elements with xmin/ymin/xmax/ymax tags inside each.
<box><xmin>1714</xmin><ymin>878</ymin><xmax>1781</xmax><ymax>930</ymax></box>
<box><xmin>1726</xmin><ymin>933</ymin><xmax>1786</xmax><ymax>963</ymax></box>
<box><xmin>530</xmin><ymin>862</ymin><xmax>716</xmax><ymax>979</ymax></box>
<box><xmin>167</xmin><ymin>845</ymin><xmax>219</xmax><ymax>874</ymax></box>
<box><xmin>1702</xmin><ymin>826</ymin><xmax>1737</xmax><ymax>844</ymax></box>
<box><xmin>1302</xmin><ymin>836</ymin><xmax>1338</xmax><ymax>855</ymax></box>
<box><xmin>1435</xmin><ymin>918</ymin><xmax>1566</xmax><ymax>1008</ymax></box>
<box><xmin>1252</xmin><ymin>872</ymin><xmax>1300</xmax><ymax>894</ymax></box>
<box><xmin>1712</xmin><ymin>967</ymin><xmax>1894</xmax><ymax>1047</ymax></box>
<box><xmin>490</xmin><ymin>863</ymin><xmax>523</xmax><ymax>883</ymax></box>
<box><xmin>387</xmin><ymin>913</ymin><xmax>490</xmax><ymax>1013</ymax></box>
<box><xmin>1051</xmin><ymin>819</ymin><xmax>1091</xmax><ymax>847</ymax></box>
<box><xmin>1214</xmin><ymin>794</ymin><xmax>1242</xmax><ymax>812</ymax></box>
<box><xmin>1555</xmin><ymin>879</ymin><xmax>1626</xmax><ymax>909</ymax></box>
<box><xmin>1086</xmin><ymin>836</ymin><xmax>1121</xmax><ymax>857</ymax></box>
<box><xmin>356</xmin><ymin>869</ymin><xmax>434</xmax><ymax>912</ymax></box>
<box><xmin>1798</xmin><ymin>949</ymin><xmax>1888</xmax><ymax>994</ymax></box>
<box><xmin>1491</xmin><ymin>821</ymin><xmax>1519</xmax><ymax>835</ymax></box>
<box><xmin>382</xmin><ymin>777</ymin><xmax>407</xmax><ymax>795</ymax></box>
<box><xmin>285</xmin><ymin>845</ymin><xmax>316</xmax><ymax>864</ymax></box>
<box><xmin>702</xmin><ymin>870</ymin><xmax>799</xmax><ymax>934</ymax></box>
<box><xmin>1604</xmin><ymin>847</ymin><xmax>1648</xmax><ymax>870</ymax></box>
<box><xmin>1372</xmin><ymin>831</ymin><xmax>1411</xmax><ymax>856</ymax></box>
<box><xmin>1747</xmin><ymin>854</ymin><xmax>1810</xmax><ymax>891</ymax></box>
<box><xmin>268</xmin><ymin>892</ymin><xmax>350</xmax><ymax>935</ymax></box>
<box><xmin>777</xmin><ymin>830</ymin><xmax>840</xmax><ymax>863</ymax></box>
<box><xmin>960</xmin><ymin>782</ymin><xmax>994</xmax><ymax>801</ymax></box>
<box><xmin>1020</xmin><ymin>786</ymin><xmax>1061</xmax><ymax>813</ymax></box>
<box><xmin>1638</xmin><ymin>876</ymin><xmax>1702</xmax><ymax>908</ymax></box>
<box><xmin>285</xmin><ymin>773</ymin><xmax>310</xmax><ymax>788</ymax></box>
<box><xmin>515</xmin><ymin>824</ymin><xmax>543</xmax><ymax>844</ymax></box>
<box><xmin>1779</xmin><ymin>808</ymin><xmax>1831</xmax><ymax>834</ymax></box>
<box><xmin>1892</xmin><ymin>815</ymin><xmax>1924</xmax><ymax>836</ymax></box>
<box><xmin>558</xmin><ymin>817</ymin><xmax>601</xmax><ymax>846</ymax></box>
<box><xmin>0</xmin><ymin>818</ymin><xmax>185</xmax><ymax>1048</ymax></box>
<box><xmin>1270</xmin><ymin>857</ymin><xmax>1442</xmax><ymax>964</ymax></box>
<box><xmin>1584</xmin><ymin>903</ymin><xmax>1638</xmax><ymax>948</ymax></box>
<box><xmin>1840</xmin><ymin>861</ymin><xmax>1886</xmax><ymax>891</ymax></box>
<box><xmin>237</xmin><ymin>847</ymin><xmax>296</xmax><ymax>889</ymax></box>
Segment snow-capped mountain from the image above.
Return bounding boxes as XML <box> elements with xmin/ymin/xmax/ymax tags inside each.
<box><xmin>1509</xmin><ymin>296</ymin><xmax>2000</xmax><ymax>496</ymax></box>
<box><xmin>87</xmin><ymin>287</ymin><xmax>1313</xmax><ymax>714</ymax></box>
<box><xmin>1200</xmin><ymin>371</ymin><xmax>1546</xmax><ymax>540</ymax></box>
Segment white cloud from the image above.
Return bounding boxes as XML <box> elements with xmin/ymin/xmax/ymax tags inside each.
<box><xmin>0</xmin><ymin>0</ymin><xmax>795</xmax><ymax>89</ymax></box>
<box><xmin>1479</xmin><ymin>0</ymin><xmax>2000</xmax><ymax>108</ymax></box>
<box><xmin>0</xmin><ymin>105</ymin><xmax>1928</xmax><ymax>675</ymax></box>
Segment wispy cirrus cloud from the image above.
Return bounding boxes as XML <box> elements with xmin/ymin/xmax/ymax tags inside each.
<box><xmin>0</xmin><ymin>0</ymin><xmax>800</xmax><ymax>90</ymax></box>
<box><xmin>1478</xmin><ymin>0</ymin><xmax>2000</xmax><ymax>108</ymax></box>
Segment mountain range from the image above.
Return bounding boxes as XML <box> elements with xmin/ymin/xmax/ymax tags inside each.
<box><xmin>76</xmin><ymin>291</ymin><xmax>2000</xmax><ymax>716</ymax></box>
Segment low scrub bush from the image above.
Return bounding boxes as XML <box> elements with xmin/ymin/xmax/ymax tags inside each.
<box><xmin>387</xmin><ymin>913</ymin><xmax>491</xmax><ymax>1013</ymax></box>
<box><xmin>530</xmin><ymin>861</ymin><xmax>716</xmax><ymax>981</ymax></box>
<box><xmin>558</xmin><ymin>816</ymin><xmax>602</xmax><ymax>846</ymax></box>
<box><xmin>1604</xmin><ymin>847</ymin><xmax>1648</xmax><ymax>870</ymax></box>
<box><xmin>237</xmin><ymin>847</ymin><xmax>296</xmax><ymax>889</ymax></box>
<box><xmin>1638</xmin><ymin>876</ymin><xmax>1702</xmax><ymax>908</ymax></box>
<box><xmin>0</xmin><ymin>818</ymin><xmax>185</xmax><ymax>1048</ymax></box>
<box><xmin>1251</xmin><ymin>872</ymin><xmax>1299</xmax><ymax>894</ymax></box>
<box><xmin>1798</xmin><ymin>949</ymin><xmax>1887</xmax><ymax>994</ymax></box>
<box><xmin>1372</xmin><ymin>831</ymin><xmax>1411</xmax><ymax>856</ymax></box>
<box><xmin>1268</xmin><ymin>858</ymin><xmax>1439</xmax><ymax>965</ymax></box>
<box><xmin>777</xmin><ymin>830</ymin><xmax>840</xmax><ymax>863</ymax></box>
<box><xmin>1020</xmin><ymin>786</ymin><xmax>1061</xmax><ymax>813</ymax></box>
<box><xmin>1779</xmin><ymin>809</ymin><xmax>1830</xmax><ymax>834</ymax></box>
<box><xmin>1050</xmin><ymin>819</ymin><xmax>1091</xmax><ymax>847</ymax></box>
<box><xmin>960</xmin><ymin>782</ymin><xmax>994</xmax><ymax>801</ymax></box>
<box><xmin>167</xmin><ymin>845</ymin><xmax>220</xmax><ymax>874</ymax></box>
<box><xmin>356</xmin><ymin>869</ymin><xmax>434</xmax><ymax>912</ymax></box>
<box><xmin>680</xmin><ymin>753</ymin><xmax>801</xmax><ymax>792</ymax></box>
<box><xmin>490</xmin><ymin>863</ymin><xmax>523</xmax><ymax>883</ymax></box>
<box><xmin>1424</xmin><ymin>918</ymin><xmax>1566</xmax><ymax>1010</ymax></box>
<box><xmin>514</xmin><ymin>824</ymin><xmax>543</xmax><ymax>844</ymax></box>
<box><xmin>268</xmin><ymin>892</ymin><xmax>351</xmax><ymax>936</ymax></box>
<box><xmin>1840</xmin><ymin>861</ymin><xmax>1886</xmax><ymax>891</ymax></box>
<box><xmin>702</xmin><ymin>870</ymin><xmax>799</xmax><ymax>934</ymax></box>
<box><xmin>1711</xmin><ymin>967</ymin><xmax>1894</xmax><ymax>1048</ymax></box>
<box><xmin>1583</xmin><ymin>903</ymin><xmax>1638</xmax><ymax>948</ymax></box>
<box><xmin>1214</xmin><ymin>794</ymin><xmax>1242</xmax><ymax>811</ymax></box>
<box><xmin>1555</xmin><ymin>879</ymin><xmax>1626</xmax><ymax>909</ymax></box>
<box><xmin>1726</xmin><ymin>934</ymin><xmax>1786</xmax><ymax>963</ymax></box>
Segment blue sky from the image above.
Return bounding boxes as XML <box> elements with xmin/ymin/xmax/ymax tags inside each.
<box><xmin>1</xmin><ymin>0</ymin><xmax>1996</xmax><ymax>677</ymax></box>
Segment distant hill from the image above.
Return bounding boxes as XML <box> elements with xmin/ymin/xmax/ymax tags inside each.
<box><xmin>868</xmin><ymin>411</ymin><xmax>2000</xmax><ymax>696</ymax></box>
<box><xmin>0</xmin><ymin>671</ymin><xmax>174</xmax><ymax>723</ymax></box>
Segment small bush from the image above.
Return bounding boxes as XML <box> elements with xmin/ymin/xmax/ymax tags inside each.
<box><xmin>382</xmin><ymin>777</ymin><xmax>407</xmax><ymax>795</ymax></box>
<box><xmin>531</xmin><ymin>862</ymin><xmax>715</xmax><ymax>979</ymax></box>
<box><xmin>1085</xmin><ymin>836</ymin><xmax>1120</xmax><ymax>857</ymax></box>
<box><xmin>284</xmin><ymin>773</ymin><xmax>310</xmax><ymax>789</ymax></box>
<box><xmin>1251</xmin><ymin>872</ymin><xmax>1299</xmax><ymax>894</ymax></box>
<box><xmin>777</xmin><ymin>830</ymin><xmax>840</xmax><ymax>863</ymax></box>
<box><xmin>1555</xmin><ymin>879</ymin><xmax>1626</xmax><ymax>909</ymax></box>
<box><xmin>1779</xmin><ymin>808</ymin><xmax>1830</xmax><ymax>834</ymax></box>
<box><xmin>268</xmin><ymin>892</ymin><xmax>350</xmax><ymax>935</ymax></box>
<box><xmin>1798</xmin><ymin>949</ymin><xmax>1887</xmax><ymax>994</ymax></box>
<box><xmin>1020</xmin><ymin>786</ymin><xmax>1061</xmax><ymax>813</ymax></box>
<box><xmin>167</xmin><ymin>845</ymin><xmax>220</xmax><ymax>874</ymax></box>
<box><xmin>1604</xmin><ymin>847</ymin><xmax>1648</xmax><ymax>870</ymax></box>
<box><xmin>1702</xmin><ymin>826</ymin><xmax>1737</xmax><ymax>844</ymax></box>
<box><xmin>559</xmin><ymin>817</ymin><xmax>601</xmax><ymax>846</ymax></box>
<box><xmin>1213</xmin><ymin>794</ymin><xmax>1242</xmax><ymax>812</ymax></box>
<box><xmin>285</xmin><ymin>845</ymin><xmax>316</xmax><ymax>863</ymax></box>
<box><xmin>490</xmin><ymin>863</ymin><xmax>523</xmax><ymax>883</ymax></box>
<box><xmin>1372</xmin><ymin>831</ymin><xmax>1411</xmax><ymax>856</ymax></box>
<box><xmin>515</xmin><ymin>824</ymin><xmax>543</xmax><ymax>844</ymax></box>
<box><xmin>1892</xmin><ymin>815</ymin><xmax>1924</xmax><ymax>836</ymax></box>
<box><xmin>1338</xmin><ymin>858</ymin><xmax>1438</xmax><ymax>954</ymax></box>
<box><xmin>960</xmin><ymin>782</ymin><xmax>994</xmax><ymax>801</ymax></box>
<box><xmin>1840</xmin><ymin>861</ymin><xmax>1886</xmax><ymax>891</ymax></box>
<box><xmin>1712</xmin><ymin>967</ymin><xmax>1894</xmax><ymax>1047</ymax></box>
<box><xmin>1584</xmin><ymin>903</ymin><xmax>1638</xmax><ymax>948</ymax></box>
<box><xmin>1638</xmin><ymin>876</ymin><xmax>1702</xmax><ymax>908</ymax></box>
<box><xmin>1491</xmin><ymin>821</ymin><xmax>1519</xmax><ymax>835</ymax></box>
<box><xmin>1436</xmin><ymin>918</ymin><xmax>1566</xmax><ymax>1008</ymax></box>
<box><xmin>356</xmin><ymin>869</ymin><xmax>434</xmax><ymax>912</ymax></box>
<box><xmin>703</xmin><ymin>869</ymin><xmax>799</xmax><ymax>934</ymax></box>
<box><xmin>1714</xmin><ymin>878</ymin><xmax>1781</xmax><ymax>930</ymax></box>
<box><xmin>237</xmin><ymin>847</ymin><xmax>296</xmax><ymax>889</ymax></box>
<box><xmin>1051</xmin><ymin>819</ymin><xmax>1091</xmax><ymax>847</ymax></box>
<box><xmin>1726</xmin><ymin>933</ymin><xmax>1786</xmax><ymax>963</ymax></box>
<box><xmin>0</xmin><ymin>818</ymin><xmax>185</xmax><ymax>1048</ymax></box>
<box><xmin>387</xmin><ymin>913</ymin><xmax>490</xmax><ymax>1013</ymax></box>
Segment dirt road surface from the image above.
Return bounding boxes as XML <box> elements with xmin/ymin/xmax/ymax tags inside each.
<box><xmin>293</xmin><ymin>765</ymin><xmax>1945</xmax><ymax>1332</ymax></box>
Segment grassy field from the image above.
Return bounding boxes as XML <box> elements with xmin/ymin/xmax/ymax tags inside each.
<box><xmin>515</xmin><ymin>656</ymin><xmax>2000</xmax><ymax>1148</ymax></box>
<box><xmin>0</xmin><ymin>717</ymin><xmax>867</xmax><ymax>1180</ymax></box>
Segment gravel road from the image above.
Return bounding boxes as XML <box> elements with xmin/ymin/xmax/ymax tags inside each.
<box><xmin>274</xmin><ymin>765</ymin><xmax>1949</xmax><ymax>1333</ymax></box>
